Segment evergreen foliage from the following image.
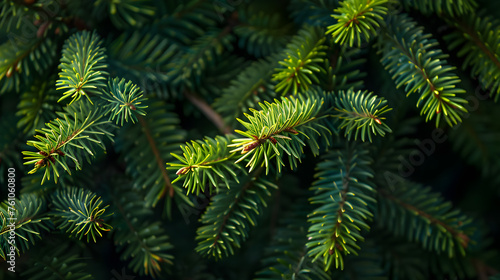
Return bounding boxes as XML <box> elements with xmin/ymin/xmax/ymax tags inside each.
<box><xmin>168</xmin><ymin>135</ymin><xmax>242</xmax><ymax>194</ymax></box>
<box><xmin>49</xmin><ymin>187</ymin><xmax>112</xmax><ymax>243</ymax></box>
<box><xmin>273</xmin><ymin>26</ymin><xmax>327</xmax><ymax>95</ymax></box>
<box><xmin>0</xmin><ymin>35</ymin><xmax>57</xmax><ymax>93</ymax></box>
<box><xmin>114</xmin><ymin>100</ymin><xmax>189</xmax><ymax>214</ymax></box>
<box><xmin>56</xmin><ymin>31</ymin><xmax>108</xmax><ymax>105</ymax></box>
<box><xmin>0</xmin><ymin>0</ymin><xmax>499</xmax><ymax>279</ymax></box>
<box><xmin>20</xmin><ymin>243</ymin><xmax>93</xmax><ymax>280</ymax></box>
<box><xmin>306</xmin><ymin>145</ymin><xmax>375</xmax><ymax>270</ymax></box>
<box><xmin>110</xmin><ymin>182</ymin><xmax>174</xmax><ymax>278</ymax></box>
<box><xmin>377</xmin><ymin>13</ymin><xmax>468</xmax><ymax>127</ymax></box>
<box><xmin>195</xmin><ymin>172</ymin><xmax>277</xmax><ymax>259</ymax></box>
<box><xmin>16</xmin><ymin>75</ymin><xmax>60</xmax><ymax>134</ymax></box>
<box><xmin>326</xmin><ymin>0</ymin><xmax>389</xmax><ymax>47</ymax></box>
<box><xmin>0</xmin><ymin>194</ymin><xmax>50</xmax><ymax>259</ymax></box>
<box><xmin>444</xmin><ymin>11</ymin><xmax>500</xmax><ymax>101</ymax></box>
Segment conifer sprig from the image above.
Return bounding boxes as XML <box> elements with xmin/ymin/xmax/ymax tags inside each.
<box><xmin>16</xmin><ymin>76</ymin><xmax>60</xmax><ymax>134</ymax></box>
<box><xmin>255</xmin><ymin>202</ymin><xmax>331</xmax><ymax>279</ymax></box>
<box><xmin>106</xmin><ymin>30</ymin><xmax>176</xmax><ymax>88</ymax></box>
<box><xmin>326</xmin><ymin>0</ymin><xmax>389</xmax><ymax>47</ymax></box>
<box><xmin>273</xmin><ymin>26</ymin><xmax>327</xmax><ymax>95</ymax></box>
<box><xmin>400</xmin><ymin>0</ymin><xmax>477</xmax><ymax>17</ymax></box>
<box><xmin>50</xmin><ymin>187</ymin><xmax>112</xmax><ymax>243</ymax></box>
<box><xmin>214</xmin><ymin>57</ymin><xmax>278</xmax><ymax>126</ymax></box>
<box><xmin>377</xmin><ymin>181</ymin><xmax>474</xmax><ymax>257</ymax></box>
<box><xmin>378</xmin><ymin>14</ymin><xmax>468</xmax><ymax>127</ymax></box>
<box><xmin>445</xmin><ymin>12</ymin><xmax>500</xmax><ymax>101</ymax></box>
<box><xmin>111</xmin><ymin>184</ymin><xmax>174</xmax><ymax>278</ymax></box>
<box><xmin>334</xmin><ymin>90</ymin><xmax>392</xmax><ymax>142</ymax></box>
<box><xmin>195</xmin><ymin>172</ymin><xmax>277</xmax><ymax>260</ymax></box>
<box><xmin>167</xmin><ymin>29</ymin><xmax>234</xmax><ymax>86</ymax></box>
<box><xmin>229</xmin><ymin>92</ymin><xmax>331</xmax><ymax>174</ymax></box>
<box><xmin>101</xmin><ymin>77</ymin><xmax>147</xmax><ymax>126</ymax></box>
<box><xmin>94</xmin><ymin>0</ymin><xmax>155</xmax><ymax>29</ymax></box>
<box><xmin>0</xmin><ymin>194</ymin><xmax>51</xmax><ymax>260</ymax></box>
<box><xmin>0</xmin><ymin>0</ymin><xmax>53</xmax><ymax>31</ymax></box>
<box><xmin>0</xmin><ymin>36</ymin><xmax>57</xmax><ymax>93</ymax></box>
<box><xmin>22</xmin><ymin>100</ymin><xmax>114</xmax><ymax>184</ymax></box>
<box><xmin>168</xmin><ymin>135</ymin><xmax>244</xmax><ymax>195</ymax></box>
<box><xmin>114</xmin><ymin>100</ymin><xmax>189</xmax><ymax>213</ymax></box>
<box><xmin>56</xmin><ymin>31</ymin><xmax>108</xmax><ymax>105</ymax></box>
<box><xmin>20</xmin><ymin>244</ymin><xmax>94</xmax><ymax>280</ymax></box>
<box><xmin>307</xmin><ymin>145</ymin><xmax>376</xmax><ymax>271</ymax></box>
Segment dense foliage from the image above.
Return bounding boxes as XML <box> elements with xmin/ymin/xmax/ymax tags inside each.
<box><xmin>0</xmin><ymin>0</ymin><xmax>499</xmax><ymax>279</ymax></box>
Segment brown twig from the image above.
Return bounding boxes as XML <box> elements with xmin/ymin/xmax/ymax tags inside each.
<box><xmin>138</xmin><ymin>115</ymin><xmax>174</xmax><ymax>198</ymax></box>
<box><xmin>184</xmin><ymin>90</ymin><xmax>231</xmax><ymax>134</ymax></box>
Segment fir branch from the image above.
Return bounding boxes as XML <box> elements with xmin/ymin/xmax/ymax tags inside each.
<box><xmin>378</xmin><ymin>13</ymin><xmax>468</xmax><ymax>127</ymax></box>
<box><xmin>448</xmin><ymin>104</ymin><xmax>500</xmax><ymax>179</ymax></box>
<box><xmin>213</xmin><ymin>56</ymin><xmax>278</xmax><ymax>127</ymax></box>
<box><xmin>22</xmin><ymin>100</ymin><xmax>114</xmax><ymax>184</ymax></box>
<box><xmin>16</xmin><ymin>75</ymin><xmax>61</xmax><ymax>134</ymax></box>
<box><xmin>56</xmin><ymin>31</ymin><xmax>108</xmax><ymax>105</ymax></box>
<box><xmin>273</xmin><ymin>26</ymin><xmax>327</xmax><ymax>95</ymax></box>
<box><xmin>20</xmin><ymin>244</ymin><xmax>93</xmax><ymax>280</ymax></box>
<box><xmin>377</xmin><ymin>180</ymin><xmax>474</xmax><ymax>257</ymax></box>
<box><xmin>138</xmin><ymin>115</ymin><xmax>174</xmax><ymax>198</ymax></box>
<box><xmin>167</xmin><ymin>135</ymin><xmax>243</xmax><ymax>195</ymax></box>
<box><xmin>50</xmin><ymin>187</ymin><xmax>112</xmax><ymax>243</ymax></box>
<box><xmin>195</xmin><ymin>170</ymin><xmax>277</xmax><ymax>259</ymax></box>
<box><xmin>326</xmin><ymin>0</ymin><xmax>389</xmax><ymax>47</ymax></box>
<box><xmin>115</xmin><ymin>100</ymin><xmax>192</xmax><ymax>214</ymax></box>
<box><xmin>106</xmin><ymin>30</ymin><xmax>176</xmax><ymax>88</ymax></box>
<box><xmin>255</xmin><ymin>202</ymin><xmax>331</xmax><ymax>280</ymax></box>
<box><xmin>111</xmin><ymin>184</ymin><xmax>174</xmax><ymax>278</ymax></box>
<box><xmin>330</xmin><ymin>240</ymin><xmax>386</xmax><ymax>279</ymax></box>
<box><xmin>0</xmin><ymin>35</ymin><xmax>57</xmax><ymax>93</ymax></box>
<box><xmin>94</xmin><ymin>0</ymin><xmax>155</xmax><ymax>29</ymax></box>
<box><xmin>0</xmin><ymin>0</ymin><xmax>54</xmax><ymax>31</ymax></box>
<box><xmin>0</xmin><ymin>194</ymin><xmax>51</xmax><ymax>260</ymax></box>
<box><xmin>445</xmin><ymin>12</ymin><xmax>500</xmax><ymax>101</ymax></box>
<box><xmin>319</xmin><ymin>46</ymin><xmax>366</xmax><ymax>92</ymax></box>
<box><xmin>167</xmin><ymin>26</ymin><xmax>234</xmax><ymax>86</ymax></box>
<box><xmin>289</xmin><ymin>0</ymin><xmax>340</xmax><ymax>26</ymax></box>
<box><xmin>157</xmin><ymin>0</ymin><xmax>220</xmax><ymax>45</ymax></box>
<box><xmin>306</xmin><ymin>145</ymin><xmax>376</xmax><ymax>271</ymax></box>
<box><xmin>400</xmin><ymin>0</ymin><xmax>477</xmax><ymax>17</ymax></box>
<box><xmin>101</xmin><ymin>77</ymin><xmax>148</xmax><ymax>126</ymax></box>
<box><xmin>235</xmin><ymin>5</ymin><xmax>293</xmax><ymax>57</ymax></box>
<box><xmin>229</xmin><ymin>92</ymin><xmax>332</xmax><ymax>174</ymax></box>
<box><xmin>333</xmin><ymin>89</ymin><xmax>392</xmax><ymax>142</ymax></box>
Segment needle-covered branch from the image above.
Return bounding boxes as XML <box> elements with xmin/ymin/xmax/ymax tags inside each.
<box><xmin>22</xmin><ymin>100</ymin><xmax>114</xmax><ymax>184</ymax></box>
<box><xmin>167</xmin><ymin>135</ymin><xmax>244</xmax><ymax>195</ymax></box>
<box><xmin>195</xmin><ymin>172</ymin><xmax>277</xmax><ymax>260</ymax></box>
<box><xmin>273</xmin><ymin>26</ymin><xmax>327</xmax><ymax>95</ymax></box>
<box><xmin>326</xmin><ymin>0</ymin><xmax>389</xmax><ymax>47</ymax></box>
<box><xmin>377</xmin><ymin>180</ymin><xmax>474</xmax><ymax>258</ymax></box>
<box><xmin>378</xmin><ymin>13</ymin><xmax>468</xmax><ymax>127</ymax></box>
<box><xmin>0</xmin><ymin>194</ymin><xmax>51</xmax><ymax>260</ymax></box>
<box><xmin>445</xmin><ymin>11</ymin><xmax>500</xmax><ymax>101</ymax></box>
<box><xmin>334</xmin><ymin>89</ymin><xmax>392</xmax><ymax>142</ymax></box>
<box><xmin>101</xmin><ymin>77</ymin><xmax>148</xmax><ymax>126</ymax></box>
<box><xmin>229</xmin><ymin>89</ymin><xmax>392</xmax><ymax>174</ymax></box>
<box><xmin>56</xmin><ymin>31</ymin><xmax>108</xmax><ymax>105</ymax></box>
<box><xmin>229</xmin><ymin>92</ymin><xmax>332</xmax><ymax>174</ymax></box>
<box><xmin>307</xmin><ymin>145</ymin><xmax>376</xmax><ymax>271</ymax></box>
<box><xmin>50</xmin><ymin>187</ymin><xmax>112</xmax><ymax>243</ymax></box>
